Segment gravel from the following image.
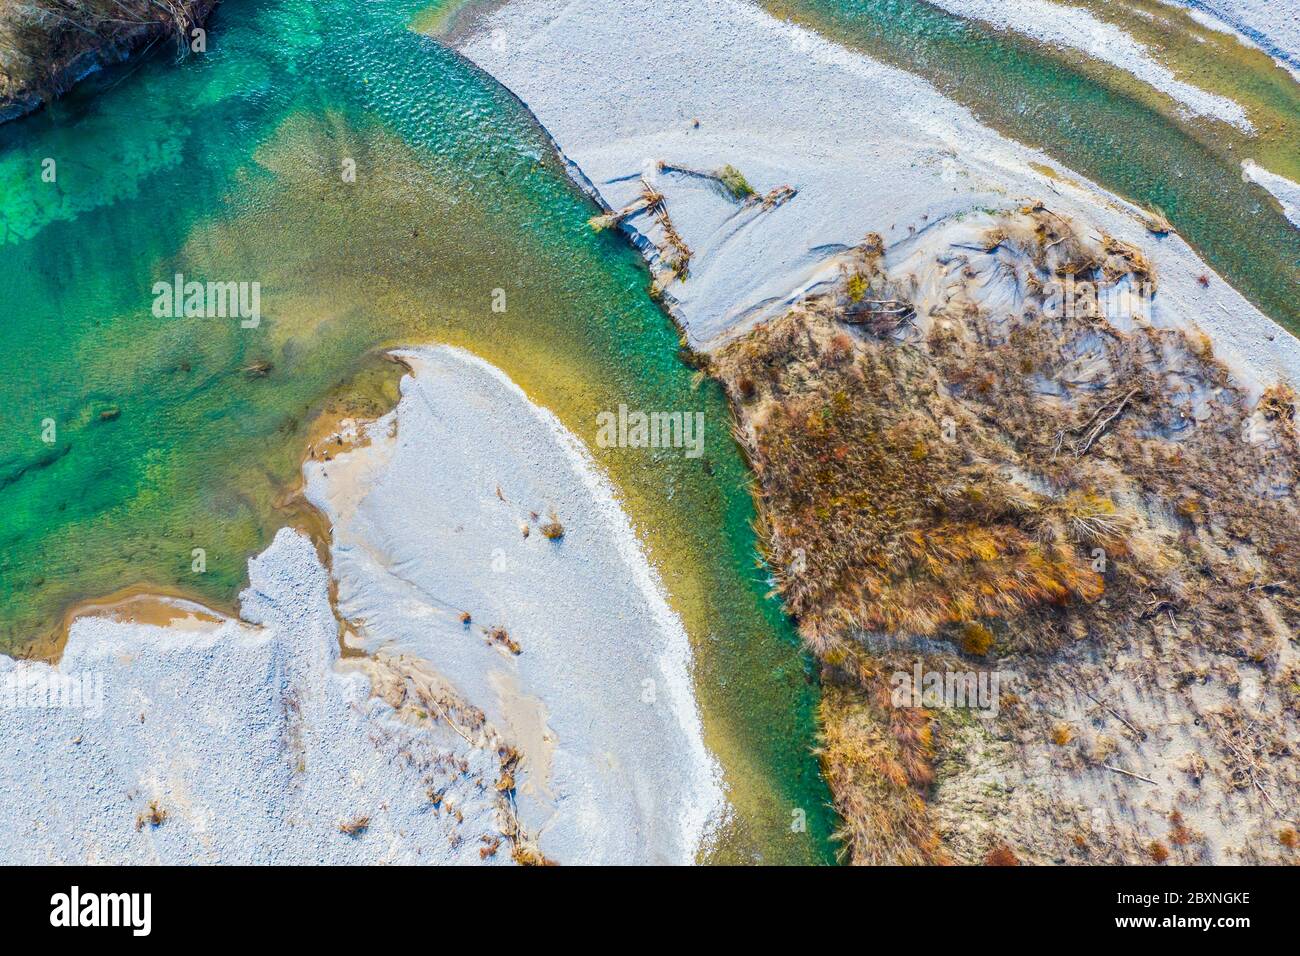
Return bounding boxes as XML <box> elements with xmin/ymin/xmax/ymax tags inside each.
<box><xmin>456</xmin><ymin>0</ymin><xmax>1300</xmax><ymax>394</ymax></box>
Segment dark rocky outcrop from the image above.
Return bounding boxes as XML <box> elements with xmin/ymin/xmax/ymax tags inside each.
<box><xmin>0</xmin><ymin>0</ymin><xmax>217</xmax><ymax>123</ymax></box>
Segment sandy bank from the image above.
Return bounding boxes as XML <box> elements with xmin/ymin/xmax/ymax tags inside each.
<box><xmin>0</xmin><ymin>347</ymin><xmax>722</xmax><ymax>864</ymax></box>
<box><xmin>1165</xmin><ymin>0</ymin><xmax>1300</xmax><ymax>78</ymax></box>
<box><xmin>454</xmin><ymin>0</ymin><xmax>1300</xmax><ymax>395</ymax></box>
<box><xmin>928</xmin><ymin>0</ymin><xmax>1253</xmax><ymax>131</ymax></box>
<box><xmin>303</xmin><ymin>345</ymin><xmax>724</xmax><ymax>865</ymax></box>
<box><xmin>1242</xmin><ymin>158</ymin><xmax>1300</xmax><ymax>227</ymax></box>
<box><xmin>0</xmin><ymin>528</ymin><xmax>505</xmax><ymax>864</ymax></box>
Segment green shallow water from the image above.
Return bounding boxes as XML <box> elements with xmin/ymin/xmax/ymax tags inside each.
<box><xmin>766</xmin><ymin>0</ymin><xmax>1300</xmax><ymax>332</ymax></box>
<box><xmin>0</xmin><ymin>0</ymin><xmax>836</xmax><ymax>862</ymax></box>
<box><xmin>13</xmin><ymin>0</ymin><xmax>1292</xmax><ymax>867</ymax></box>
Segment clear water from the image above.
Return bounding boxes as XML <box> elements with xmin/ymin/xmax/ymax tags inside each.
<box><xmin>766</xmin><ymin>0</ymin><xmax>1300</xmax><ymax>332</ymax></box>
<box><xmin>13</xmin><ymin>0</ymin><xmax>1291</xmax><ymax>868</ymax></box>
<box><xmin>0</xmin><ymin>0</ymin><xmax>836</xmax><ymax>863</ymax></box>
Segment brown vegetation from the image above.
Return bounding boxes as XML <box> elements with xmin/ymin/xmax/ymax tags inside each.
<box><xmin>715</xmin><ymin>294</ymin><xmax>1102</xmax><ymax>648</ymax></box>
<box><xmin>817</xmin><ymin>673</ymin><xmax>944</xmax><ymax>865</ymax></box>
<box><xmin>493</xmin><ymin>745</ymin><xmax>554</xmax><ymax>866</ymax></box>
<box><xmin>486</xmin><ymin>625</ymin><xmax>520</xmax><ymax>655</ymax></box>
<box><xmin>337</xmin><ymin>814</ymin><xmax>370</xmax><ymax>837</ymax></box>
<box><xmin>984</xmin><ymin>843</ymin><xmax>1020</xmax><ymax>866</ymax></box>
<box><xmin>134</xmin><ymin>799</ymin><xmax>167</xmax><ymax>831</ymax></box>
<box><xmin>711</xmin><ymin>208</ymin><xmax>1300</xmax><ymax>864</ymax></box>
<box><xmin>0</xmin><ymin>0</ymin><xmax>208</xmax><ymax>108</ymax></box>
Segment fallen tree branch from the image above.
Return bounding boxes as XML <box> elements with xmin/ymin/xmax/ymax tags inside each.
<box><xmin>1103</xmin><ymin>763</ymin><xmax>1158</xmax><ymax>786</ymax></box>
<box><xmin>1054</xmin><ymin>387</ymin><xmax>1140</xmax><ymax>458</ymax></box>
<box><xmin>1076</xmin><ymin>388</ymin><xmax>1140</xmax><ymax>456</ymax></box>
<box><xmin>1085</xmin><ymin>690</ymin><xmax>1147</xmax><ymax>741</ymax></box>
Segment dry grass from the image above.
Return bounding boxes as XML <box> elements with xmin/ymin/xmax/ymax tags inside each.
<box><xmin>651</xmin><ymin>193</ymin><xmax>691</xmax><ymax>282</ymax></box>
<box><xmin>493</xmin><ymin>745</ymin><xmax>555</xmax><ymax>866</ymax></box>
<box><xmin>134</xmin><ymin>799</ymin><xmax>167</xmax><ymax>831</ymax></box>
<box><xmin>816</xmin><ymin>674</ymin><xmax>945</xmax><ymax>865</ymax></box>
<box><xmin>715</xmin><ymin>305</ymin><xmax>1102</xmax><ymax>645</ymax></box>
<box><xmin>1203</xmin><ymin>707</ymin><xmax>1290</xmax><ymax>810</ymax></box>
<box><xmin>337</xmin><ymin>813</ymin><xmax>369</xmax><ymax>837</ymax></box>
<box><xmin>1259</xmin><ymin>383</ymin><xmax>1296</xmax><ymax>422</ymax></box>
<box><xmin>711</xmin><ymin>208</ymin><xmax>1300</xmax><ymax>864</ymax></box>
<box><xmin>984</xmin><ymin>844</ymin><xmax>1020</xmax><ymax>866</ymax></box>
<box><xmin>959</xmin><ymin>621</ymin><xmax>993</xmax><ymax>656</ymax></box>
<box><xmin>1167</xmin><ymin>810</ymin><xmax>1199</xmax><ymax>849</ymax></box>
<box><xmin>761</xmin><ymin>184</ymin><xmax>798</xmax><ymax>209</ymax></box>
<box><xmin>0</xmin><ymin>0</ymin><xmax>202</xmax><ymax>101</ymax></box>
<box><xmin>485</xmin><ymin>625</ymin><xmax>520</xmax><ymax>656</ymax></box>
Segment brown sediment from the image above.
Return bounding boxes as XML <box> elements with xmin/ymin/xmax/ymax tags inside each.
<box><xmin>32</xmin><ymin>351</ymin><xmax>413</xmax><ymax>666</ymax></box>
<box><xmin>711</xmin><ymin>207</ymin><xmax>1300</xmax><ymax>864</ymax></box>
<box><xmin>70</xmin><ymin>592</ymin><xmax>225</xmax><ymax>630</ymax></box>
<box><xmin>51</xmin><ymin>586</ymin><xmax>232</xmax><ymax>662</ymax></box>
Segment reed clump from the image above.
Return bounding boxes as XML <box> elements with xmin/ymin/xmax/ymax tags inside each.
<box><xmin>716</xmin><ymin>164</ymin><xmax>755</xmax><ymax>200</ymax></box>
<box><xmin>817</xmin><ymin>671</ymin><xmax>945</xmax><ymax>865</ymax></box>
<box><xmin>337</xmin><ymin>814</ymin><xmax>369</xmax><ymax>837</ymax></box>
<box><xmin>713</xmin><ymin>205</ymin><xmax>1300</xmax><ymax>864</ymax></box>
<box><xmin>134</xmin><ymin>799</ymin><xmax>167</xmax><ymax>831</ymax></box>
<box><xmin>539</xmin><ymin>513</ymin><xmax>565</xmax><ymax>540</ymax></box>
<box><xmin>716</xmin><ymin>306</ymin><xmax>1102</xmax><ymax>644</ymax></box>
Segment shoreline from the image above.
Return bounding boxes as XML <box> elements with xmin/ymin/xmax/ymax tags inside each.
<box><xmin>1242</xmin><ymin>158</ymin><xmax>1300</xmax><ymax>227</ymax></box>
<box><xmin>926</xmin><ymin>0</ymin><xmax>1255</xmax><ymax>131</ymax></box>
<box><xmin>0</xmin><ymin>526</ymin><xmax>512</xmax><ymax>864</ymax></box>
<box><xmin>303</xmin><ymin>344</ymin><xmax>725</xmax><ymax>864</ymax></box>
<box><xmin>453</xmin><ymin>0</ymin><xmax>1300</xmax><ymax>394</ymax></box>
<box><xmin>0</xmin><ymin>0</ymin><xmax>218</xmax><ymax>125</ymax></box>
<box><xmin>1165</xmin><ymin>0</ymin><xmax>1300</xmax><ymax>79</ymax></box>
<box><xmin>1</xmin><ymin>344</ymin><xmax>725</xmax><ymax>864</ymax></box>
